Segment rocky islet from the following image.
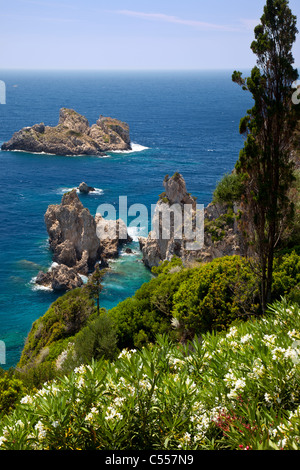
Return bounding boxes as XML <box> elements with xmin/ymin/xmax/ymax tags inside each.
<box><xmin>1</xmin><ymin>108</ymin><xmax>131</xmax><ymax>156</ymax></box>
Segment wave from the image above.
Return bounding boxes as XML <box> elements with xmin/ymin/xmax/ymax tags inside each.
<box><xmin>127</xmin><ymin>226</ymin><xmax>148</xmax><ymax>242</ymax></box>
<box><xmin>57</xmin><ymin>187</ymin><xmax>104</xmax><ymax>196</ymax></box>
<box><xmin>110</xmin><ymin>142</ymin><xmax>149</xmax><ymax>154</ymax></box>
<box><xmin>29</xmin><ymin>276</ymin><xmax>53</xmax><ymax>292</ymax></box>
<box><xmin>79</xmin><ymin>274</ymin><xmax>88</xmax><ymax>284</ymax></box>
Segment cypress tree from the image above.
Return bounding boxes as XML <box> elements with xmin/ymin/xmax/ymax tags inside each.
<box><xmin>232</xmin><ymin>0</ymin><xmax>299</xmax><ymax>312</ymax></box>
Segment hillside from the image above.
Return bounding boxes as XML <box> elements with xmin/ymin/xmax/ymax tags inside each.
<box><xmin>0</xmin><ymin>299</ymin><xmax>299</xmax><ymax>450</ymax></box>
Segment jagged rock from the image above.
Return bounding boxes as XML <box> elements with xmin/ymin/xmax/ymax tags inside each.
<box><xmin>78</xmin><ymin>182</ymin><xmax>95</xmax><ymax>194</ymax></box>
<box><xmin>1</xmin><ymin>108</ymin><xmax>131</xmax><ymax>156</ymax></box>
<box><xmin>35</xmin><ymin>264</ymin><xmax>83</xmax><ymax>291</ymax></box>
<box><xmin>36</xmin><ymin>190</ymin><xmax>133</xmax><ymax>290</ymax></box>
<box><xmin>95</xmin><ymin>214</ymin><xmax>132</xmax><ymax>261</ymax></box>
<box><xmin>139</xmin><ymin>173</ymin><xmax>245</xmax><ymax>269</ymax></box>
<box><xmin>45</xmin><ymin>189</ymin><xmax>100</xmax><ymax>274</ymax></box>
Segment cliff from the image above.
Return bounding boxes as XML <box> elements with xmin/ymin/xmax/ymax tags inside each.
<box><xmin>139</xmin><ymin>173</ymin><xmax>245</xmax><ymax>269</ymax></box>
<box><xmin>1</xmin><ymin>108</ymin><xmax>131</xmax><ymax>156</ymax></box>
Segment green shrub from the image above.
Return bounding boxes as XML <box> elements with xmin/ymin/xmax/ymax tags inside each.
<box><xmin>18</xmin><ymin>288</ymin><xmax>95</xmax><ymax>369</ymax></box>
<box><xmin>213</xmin><ymin>172</ymin><xmax>244</xmax><ymax>204</ymax></box>
<box><xmin>0</xmin><ymin>372</ymin><xmax>26</xmax><ymax>416</ymax></box>
<box><xmin>71</xmin><ymin>312</ymin><xmax>119</xmax><ymax>365</ymax></box>
<box><xmin>14</xmin><ymin>361</ymin><xmax>57</xmax><ymax>392</ymax></box>
<box><xmin>171</xmin><ymin>256</ymin><xmax>260</xmax><ymax>334</ymax></box>
<box><xmin>83</xmin><ymin>253</ymin><xmax>300</xmax><ymax>351</ymax></box>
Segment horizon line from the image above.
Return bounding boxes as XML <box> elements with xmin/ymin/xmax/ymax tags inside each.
<box><xmin>1</xmin><ymin>66</ymin><xmax>299</xmax><ymax>73</ymax></box>
<box><xmin>0</xmin><ymin>67</ymin><xmax>257</xmax><ymax>72</ymax></box>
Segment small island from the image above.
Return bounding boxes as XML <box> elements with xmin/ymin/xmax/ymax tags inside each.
<box><xmin>1</xmin><ymin>108</ymin><xmax>131</xmax><ymax>156</ymax></box>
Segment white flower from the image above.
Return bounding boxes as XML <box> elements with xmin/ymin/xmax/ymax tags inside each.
<box><xmin>20</xmin><ymin>395</ymin><xmax>33</xmax><ymax>405</ymax></box>
<box><xmin>118</xmin><ymin>349</ymin><xmax>133</xmax><ymax>360</ymax></box>
<box><xmin>227</xmin><ymin>326</ymin><xmax>238</xmax><ymax>338</ymax></box>
<box><xmin>240</xmin><ymin>333</ymin><xmax>253</xmax><ymax>344</ymax></box>
<box><xmin>15</xmin><ymin>420</ymin><xmax>24</xmax><ymax>428</ymax></box>
<box><xmin>182</xmin><ymin>432</ymin><xmax>191</xmax><ymax>443</ymax></box>
<box><xmin>0</xmin><ymin>436</ymin><xmax>7</xmax><ymax>447</ymax></box>
<box><xmin>287</xmin><ymin>330</ymin><xmax>298</xmax><ymax>339</ymax></box>
<box><xmin>77</xmin><ymin>377</ymin><xmax>85</xmax><ymax>388</ymax></box>
<box><xmin>264</xmin><ymin>393</ymin><xmax>272</xmax><ymax>405</ymax></box>
<box><xmin>74</xmin><ymin>364</ymin><xmax>86</xmax><ymax>375</ymax></box>
<box><xmin>227</xmin><ymin>389</ymin><xmax>239</xmax><ymax>399</ymax></box>
<box><xmin>105</xmin><ymin>405</ymin><xmax>123</xmax><ymax>421</ymax></box>
<box><xmin>263</xmin><ymin>334</ymin><xmax>277</xmax><ymax>345</ymax></box>
<box><xmin>85</xmin><ymin>407</ymin><xmax>99</xmax><ymax>423</ymax></box>
<box><xmin>284</xmin><ymin>347</ymin><xmax>298</xmax><ymax>360</ymax></box>
<box><xmin>251</xmin><ymin>358</ymin><xmax>265</xmax><ymax>378</ymax></box>
<box><xmin>235</xmin><ymin>378</ymin><xmax>246</xmax><ymax>390</ymax></box>
<box><xmin>35</xmin><ymin>421</ymin><xmax>47</xmax><ymax>440</ymax></box>
<box><xmin>271</xmin><ymin>347</ymin><xmax>286</xmax><ymax>360</ymax></box>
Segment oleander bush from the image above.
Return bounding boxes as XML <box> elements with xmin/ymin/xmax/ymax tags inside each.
<box><xmin>0</xmin><ymin>298</ymin><xmax>299</xmax><ymax>450</ymax></box>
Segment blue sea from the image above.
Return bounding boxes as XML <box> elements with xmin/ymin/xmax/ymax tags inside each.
<box><xmin>0</xmin><ymin>70</ymin><xmax>253</xmax><ymax>368</ymax></box>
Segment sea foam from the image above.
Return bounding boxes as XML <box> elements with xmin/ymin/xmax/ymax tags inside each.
<box><xmin>110</xmin><ymin>142</ymin><xmax>149</xmax><ymax>154</ymax></box>
<box><xmin>57</xmin><ymin>187</ymin><xmax>104</xmax><ymax>195</ymax></box>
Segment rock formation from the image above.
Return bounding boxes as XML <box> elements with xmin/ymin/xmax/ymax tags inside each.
<box><xmin>35</xmin><ymin>264</ymin><xmax>83</xmax><ymax>291</ymax></box>
<box><xmin>44</xmin><ymin>189</ymin><xmax>100</xmax><ymax>274</ymax></box>
<box><xmin>78</xmin><ymin>182</ymin><xmax>95</xmax><ymax>194</ymax></box>
<box><xmin>139</xmin><ymin>173</ymin><xmax>245</xmax><ymax>269</ymax></box>
<box><xmin>95</xmin><ymin>214</ymin><xmax>132</xmax><ymax>259</ymax></box>
<box><xmin>35</xmin><ymin>190</ymin><xmax>132</xmax><ymax>291</ymax></box>
<box><xmin>1</xmin><ymin>108</ymin><xmax>131</xmax><ymax>156</ymax></box>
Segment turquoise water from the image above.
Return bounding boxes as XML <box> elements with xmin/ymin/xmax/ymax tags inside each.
<box><xmin>0</xmin><ymin>70</ymin><xmax>253</xmax><ymax>368</ymax></box>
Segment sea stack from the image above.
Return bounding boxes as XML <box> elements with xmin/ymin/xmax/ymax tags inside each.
<box><xmin>139</xmin><ymin>173</ymin><xmax>244</xmax><ymax>269</ymax></box>
<box><xmin>35</xmin><ymin>190</ymin><xmax>132</xmax><ymax>291</ymax></box>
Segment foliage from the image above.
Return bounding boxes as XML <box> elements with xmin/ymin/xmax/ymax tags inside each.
<box><xmin>62</xmin><ymin>312</ymin><xmax>119</xmax><ymax>370</ymax></box>
<box><xmin>0</xmin><ymin>372</ymin><xmax>27</xmax><ymax>417</ymax></box>
<box><xmin>0</xmin><ymin>299</ymin><xmax>299</xmax><ymax>450</ymax></box>
<box><xmin>14</xmin><ymin>250</ymin><xmax>300</xmax><ymax>385</ymax></box>
<box><xmin>232</xmin><ymin>0</ymin><xmax>299</xmax><ymax>312</ymax></box>
<box><xmin>172</xmin><ymin>252</ymin><xmax>300</xmax><ymax>336</ymax></box>
<box><xmin>18</xmin><ymin>288</ymin><xmax>95</xmax><ymax>369</ymax></box>
<box><xmin>84</xmin><ymin>266</ymin><xmax>106</xmax><ymax>315</ymax></box>
<box><xmin>213</xmin><ymin>172</ymin><xmax>244</xmax><ymax>205</ymax></box>
<box><xmin>204</xmin><ymin>209</ymin><xmax>235</xmax><ymax>242</ymax></box>
<box><xmin>15</xmin><ymin>359</ymin><xmax>60</xmax><ymax>393</ymax></box>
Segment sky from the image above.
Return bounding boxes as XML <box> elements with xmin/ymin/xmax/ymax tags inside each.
<box><xmin>0</xmin><ymin>0</ymin><xmax>300</xmax><ymax>70</ymax></box>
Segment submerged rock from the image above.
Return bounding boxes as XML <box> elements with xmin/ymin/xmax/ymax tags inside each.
<box><xmin>1</xmin><ymin>108</ymin><xmax>131</xmax><ymax>156</ymax></box>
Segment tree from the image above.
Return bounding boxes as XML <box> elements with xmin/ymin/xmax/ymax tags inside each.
<box><xmin>232</xmin><ymin>0</ymin><xmax>299</xmax><ymax>313</ymax></box>
<box><xmin>85</xmin><ymin>265</ymin><xmax>106</xmax><ymax>315</ymax></box>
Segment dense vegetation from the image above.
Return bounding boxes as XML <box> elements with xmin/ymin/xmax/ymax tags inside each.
<box><xmin>0</xmin><ymin>299</ymin><xmax>299</xmax><ymax>450</ymax></box>
<box><xmin>11</xmin><ymin>252</ymin><xmax>299</xmax><ymax>384</ymax></box>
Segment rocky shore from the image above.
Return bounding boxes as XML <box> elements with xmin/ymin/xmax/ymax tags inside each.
<box><xmin>1</xmin><ymin>108</ymin><xmax>131</xmax><ymax>156</ymax></box>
